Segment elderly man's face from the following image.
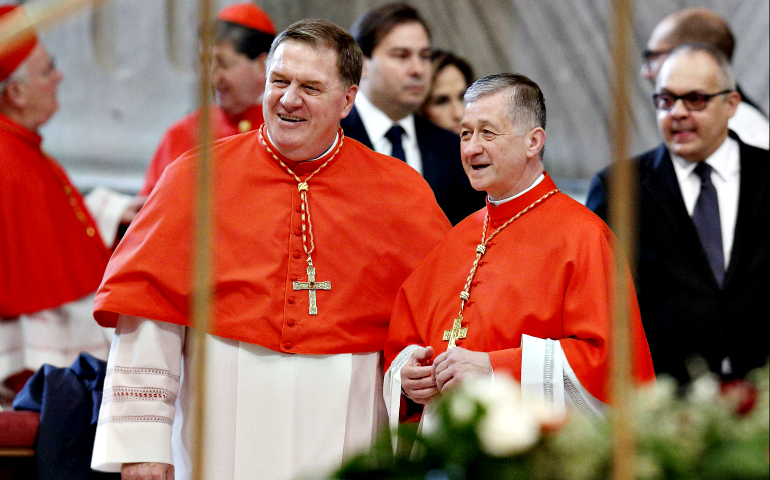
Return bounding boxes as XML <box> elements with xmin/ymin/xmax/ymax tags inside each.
<box><xmin>361</xmin><ymin>21</ymin><xmax>431</xmax><ymax>120</ymax></box>
<box><xmin>460</xmin><ymin>90</ymin><xmax>544</xmax><ymax>201</ymax></box>
<box><xmin>16</xmin><ymin>44</ymin><xmax>63</xmax><ymax>130</ymax></box>
<box><xmin>656</xmin><ymin>51</ymin><xmax>739</xmax><ymax>162</ymax></box>
<box><xmin>263</xmin><ymin>41</ymin><xmax>357</xmax><ymax>161</ymax></box>
<box><xmin>211</xmin><ymin>41</ymin><xmax>267</xmax><ymax>116</ymax></box>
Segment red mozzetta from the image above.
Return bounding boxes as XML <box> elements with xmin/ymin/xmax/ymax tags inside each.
<box><xmin>0</xmin><ymin>113</ymin><xmax>110</xmax><ymax>318</ymax></box>
<box><xmin>95</xmin><ymin>126</ymin><xmax>451</xmax><ymax>354</ymax></box>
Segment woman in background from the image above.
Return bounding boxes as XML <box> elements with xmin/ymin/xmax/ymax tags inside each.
<box><xmin>420</xmin><ymin>50</ymin><xmax>475</xmax><ymax>135</ymax></box>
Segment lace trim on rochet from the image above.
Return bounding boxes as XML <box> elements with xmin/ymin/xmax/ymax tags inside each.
<box><xmin>99</xmin><ymin>415</ymin><xmax>173</xmax><ymax>426</ymax></box>
<box><xmin>544</xmin><ymin>339</ymin><xmax>555</xmax><ymax>412</ymax></box>
<box><xmin>564</xmin><ymin>374</ymin><xmax>600</xmax><ymax>421</ymax></box>
<box><xmin>103</xmin><ymin>386</ymin><xmax>177</xmax><ymax>405</ymax></box>
<box><xmin>108</xmin><ymin>366</ymin><xmax>180</xmax><ymax>382</ymax></box>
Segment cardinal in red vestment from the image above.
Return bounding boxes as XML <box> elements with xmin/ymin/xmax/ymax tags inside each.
<box><xmin>0</xmin><ymin>5</ymin><xmax>127</xmax><ymax>387</ymax></box>
<box><xmin>384</xmin><ymin>74</ymin><xmax>655</xmax><ymax>430</ymax></box>
<box><xmin>140</xmin><ymin>3</ymin><xmax>276</xmax><ymax>195</ymax></box>
<box><xmin>91</xmin><ymin>20</ymin><xmax>451</xmax><ymax>480</ymax></box>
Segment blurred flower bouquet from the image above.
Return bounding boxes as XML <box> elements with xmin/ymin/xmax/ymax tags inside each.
<box><xmin>333</xmin><ymin>363</ymin><xmax>768</xmax><ymax>480</ymax></box>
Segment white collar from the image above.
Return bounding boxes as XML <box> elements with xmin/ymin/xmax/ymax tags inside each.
<box><xmin>489</xmin><ymin>173</ymin><xmax>546</xmax><ymax>206</ymax></box>
<box><xmin>265</xmin><ymin>128</ymin><xmax>339</xmax><ymax>161</ymax></box>
<box><xmin>354</xmin><ymin>92</ymin><xmax>417</xmax><ymax>144</ymax></box>
<box><xmin>671</xmin><ymin>136</ymin><xmax>739</xmax><ymax>183</ymax></box>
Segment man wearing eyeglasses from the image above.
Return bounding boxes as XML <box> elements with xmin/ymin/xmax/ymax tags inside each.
<box><xmin>640</xmin><ymin>8</ymin><xmax>768</xmax><ymax>150</ymax></box>
<box><xmin>586</xmin><ymin>44</ymin><xmax>769</xmax><ymax>384</ymax></box>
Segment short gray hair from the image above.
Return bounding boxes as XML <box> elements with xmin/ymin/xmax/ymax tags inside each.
<box><xmin>267</xmin><ymin>19</ymin><xmax>363</xmax><ymax>88</ymax></box>
<box><xmin>659</xmin><ymin>43</ymin><xmax>736</xmax><ymax>91</ymax></box>
<box><xmin>464</xmin><ymin>73</ymin><xmax>546</xmax><ymax>135</ymax></box>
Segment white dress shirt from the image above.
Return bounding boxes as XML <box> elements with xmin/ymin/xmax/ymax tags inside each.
<box><xmin>729</xmin><ymin>102</ymin><xmax>769</xmax><ymax>150</ymax></box>
<box><xmin>671</xmin><ymin>136</ymin><xmax>740</xmax><ymax>268</ymax></box>
<box><xmin>354</xmin><ymin>92</ymin><xmax>423</xmax><ymax>176</ymax></box>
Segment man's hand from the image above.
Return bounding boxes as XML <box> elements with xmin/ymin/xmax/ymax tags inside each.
<box><xmin>121</xmin><ymin>462</ymin><xmax>174</xmax><ymax>480</ymax></box>
<box><xmin>432</xmin><ymin>347</ymin><xmax>492</xmax><ymax>392</ymax></box>
<box><xmin>400</xmin><ymin>346</ymin><xmax>439</xmax><ymax>404</ymax></box>
<box><xmin>119</xmin><ymin>195</ymin><xmax>148</xmax><ymax>225</ymax></box>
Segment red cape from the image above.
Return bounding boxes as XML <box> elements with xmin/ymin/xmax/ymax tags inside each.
<box><xmin>95</xmin><ymin>126</ymin><xmax>451</xmax><ymax>354</ymax></box>
<box><xmin>140</xmin><ymin>104</ymin><xmax>264</xmax><ymax>195</ymax></box>
<box><xmin>0</xmin><ymin>114</ymin><xmax>110</xmax><ymax>317</ymax></box>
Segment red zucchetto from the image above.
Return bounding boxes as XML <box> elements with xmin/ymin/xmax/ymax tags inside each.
<box><xmin>0</xmin><ymin>5</ymin><xmax>38</xmax><ymax>81</ymax></box>
<box><xmin>216</xmin><ymin>2</ymin><xmax>276</xmax><ymax>35</ymax></box>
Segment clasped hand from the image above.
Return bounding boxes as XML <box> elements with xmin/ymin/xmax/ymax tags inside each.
<box><xmin>400</xmin><ymin>346</ymin><xmax>492</xmax><ymax>404</ymax></box>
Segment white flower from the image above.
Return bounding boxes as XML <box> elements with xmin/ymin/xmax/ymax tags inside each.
<box><xmin>477</xmin><ymin>402</ymin><xmax>540</xmax><ymax>456</ymax></box>
<box><xmin>458</xmin><ymin>374</ymin><xmax>540</xmax><ymax>457</ymax></box>
<box><xmin>688</xmin><ymin>374</ymin><xmax>720</xmax><ymax>403</ymax></box>
<box><xmin>461</xmin><ymin>374</ymin><xmax>521</xmax><ymax>410</ymax></box>
<box><xmin>449</xmin><ymin>394</ymin><xmax>476</xmax><ymax>424</ymax></box>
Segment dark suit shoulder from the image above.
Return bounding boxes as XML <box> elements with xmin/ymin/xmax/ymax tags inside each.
<box><xmin>413</xmin><ymin>115</ymin><xmax>460</xmax><ymax>155</ymax></box>
<box><xmin>339</xmin><ymin>106</ymin><xmax>373</xmax><ymax>149</ymax></box>
<box><xmin>586</xmin><ymin>143</ymin><xmax>669</xmax><ymax>221</ymax></box>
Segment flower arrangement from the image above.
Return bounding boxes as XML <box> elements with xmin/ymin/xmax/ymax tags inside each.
<box><xmin>334</xmin><ymin>363</ymin><xmax>768</xmax><ymax>480</ymax></box>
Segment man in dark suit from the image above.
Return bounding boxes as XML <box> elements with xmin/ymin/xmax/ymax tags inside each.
<box><xmin>587</xmin><ymin>44</ymin><xmax>768</xmax><ymax>383</ymax></box>
<box><xmin>344</xmin><ymin>3</ymin><xmax>485</xmax><ymax>225</ymax></box>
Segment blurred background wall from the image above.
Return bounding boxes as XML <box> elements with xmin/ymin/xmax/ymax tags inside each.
<box><xmin>17</xmin><ymin>0</ymin><xmax>769</xmax><ymax>197</ymax></box>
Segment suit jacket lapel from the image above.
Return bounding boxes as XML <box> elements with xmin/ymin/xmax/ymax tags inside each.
<box><xmin>641</xmin><ymin>144</ymin><xmax>720</xmax><ymax>285</ymax></box>
<box><xmin>725</xmin><ymin>138</ymin><xmax>767</xmax><ymax>284</ymax></box>
<box><xmin>413</xmin><ymin>116</ymin><xmax>437</xmax><ymax>185</ymax></box>
<box><xmin>641</xmin><ymin>145</ymin><xmax>692</xmax><ymax>237</ymax></box>
<box><xmin>342</xmin><ymin>106</ymin><xmax>374</xmax><ymax>150</ymax></box>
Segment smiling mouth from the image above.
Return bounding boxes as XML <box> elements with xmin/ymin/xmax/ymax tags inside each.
<box><xmin>471</xmin><ymin>164</ymin><xmax>489</xmax><ymax>171</ymax></box>
<box><xmin>279</xmin><ymin>114</ymin><xmax>305</xmax><ymax>123</ymax></box>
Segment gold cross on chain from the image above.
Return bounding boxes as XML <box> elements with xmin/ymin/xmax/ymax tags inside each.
<box><xmin>293</xmin><ymin>264</ymin><xmax>331</xmax><ymax>315</ymax></box>
<box><xmin>442</xmin><ymin>316</ymin><xmax>468</xmax><ymax>349</ymax></box>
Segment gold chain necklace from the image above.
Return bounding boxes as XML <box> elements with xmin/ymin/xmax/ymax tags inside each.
<box><xmin>260</xmin><ymin>126</ymin><xmax>343</xmax><ymax>315</ymax></box>
<box><xmin>442</xmin><ymin>188</ymin><xmax>560</xmax><ymax>348</ymax></box>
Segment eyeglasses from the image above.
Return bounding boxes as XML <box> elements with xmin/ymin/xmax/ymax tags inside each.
<box><xmin>641</xmin><ymin>49</ymin><xmax>671</xmax><ymax>70</ymax></box>
<box><xmin>652</xmin><ymin>90</ymin><xmax>734</xmax><ymax>111</ymax></box>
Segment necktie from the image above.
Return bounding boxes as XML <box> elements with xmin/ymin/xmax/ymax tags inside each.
<box><xmin>692</xmin><ymin>162</ymin><xmax>725</xmax><ymax>287</ymax></box>
<box><xmin>385</xmin><ymin>125</ymin><xmax>406</xmax><ymax>162</ymax></box>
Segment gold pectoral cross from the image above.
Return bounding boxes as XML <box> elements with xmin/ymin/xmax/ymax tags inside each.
<box><xmin>293</xmin><ymin>264</ymin><xmax>331</xmax><ymax>315</ymax></box>
<box><xmin>443</xmin><ymin>316</ymin><xmax>468</xmax><ymax>349</ymax></box>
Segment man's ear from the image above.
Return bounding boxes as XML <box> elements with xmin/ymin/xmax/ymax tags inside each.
<box><xmin>724</xmin><ymin>90</ymin><xmax>741</xmax><ymax>119</ymax></box>
<box><xmin>3</xmin><ymin>80</ymin><xmax>27</xmax><ymax>109</ymax></box>
<box><xmin>526</xmin><ymin>127</ymin><xmax>546</xmax><ymax>160</ymax></box>
<box><xmin>340</xmin><ymin>84</ymin><xmax>358</xmax><ymax>119</ymax></box>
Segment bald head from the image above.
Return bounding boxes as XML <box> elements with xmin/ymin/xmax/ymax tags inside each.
<box><xmin>642</xmin><ymin>8</ymin><xmax>735</xmax><ymax>83</ymax></box>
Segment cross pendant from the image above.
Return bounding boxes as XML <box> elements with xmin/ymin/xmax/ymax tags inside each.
<box><xmin>442</xmin><ymin>316</ymin><xmax>468</xmax><ymax>349</ymax></box>
<box><xmin>293</xmin><ymin>264</ymin><xmax>331</xmax><ymax>315</ymax></box>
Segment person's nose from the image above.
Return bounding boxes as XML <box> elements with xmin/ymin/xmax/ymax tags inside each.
<box><xmin>640</xmin><ymin>63</ymin><xmax>655</xmax><ymax>83</ymax></box>
<box><xmin>669</xmin><ymin>98</ymin><xmax>690</xmax><ymax>118</ymax></box>
<box><xmin>461</xmin><ymin>132</ymin><xmax>483</xmax><ymax>158</ymax></box>
<box><xmin>409</xmin><ymin>56</ymin><xmax>429</xmax><ymax>78</ymax></box>
<box><xmin>281</xmin><ymin>84</ymin><xmax>302</xmax><ymax>110</ymax></box>
<box><xmin>210</xmin><ymin>65</ymin><xmax>223</xmax><ymax>86</ymax></box>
